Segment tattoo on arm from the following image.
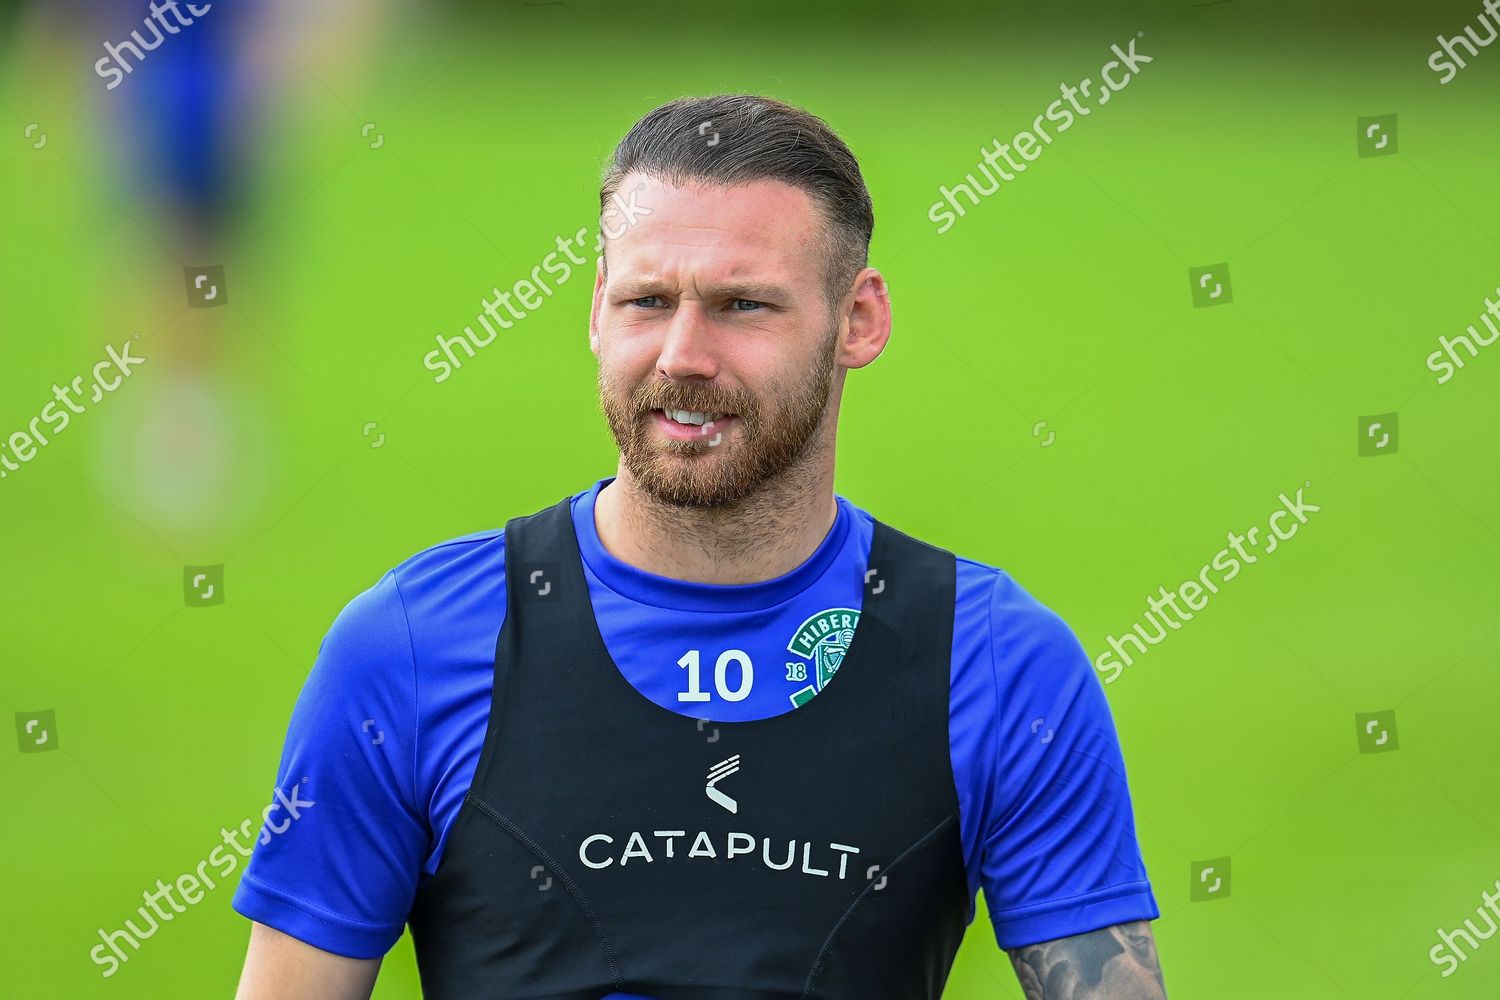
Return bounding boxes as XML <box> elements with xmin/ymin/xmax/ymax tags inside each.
<box><xmin>1006</xmin><ymin>920</ymin><xmax>1167</xmax><ymax>999</ymax></box>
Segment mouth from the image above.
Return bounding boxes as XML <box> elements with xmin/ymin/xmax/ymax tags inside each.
<box><xmin>651</xmin><ymin>408</ymin><xmax>737</xmax><ymax>441</ymax></box>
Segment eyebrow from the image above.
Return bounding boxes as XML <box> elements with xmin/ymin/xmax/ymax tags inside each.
<box><xmin>612</xmin><ymin>279</ymin><xmax>794</xmax><ymax>302</ymax></box>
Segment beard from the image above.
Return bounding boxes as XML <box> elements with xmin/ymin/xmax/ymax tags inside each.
<box><xmin>597</xmin><ymin>323</ymin><xmax>839</xmax><ymax>509</ymax></box>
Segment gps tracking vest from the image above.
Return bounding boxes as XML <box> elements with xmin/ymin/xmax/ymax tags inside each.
<box><xmin>407</xmin><ymin>496</ymin><xmax>971</xmax><ymax>999</ymax></box>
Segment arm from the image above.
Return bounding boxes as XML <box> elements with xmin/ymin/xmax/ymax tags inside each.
<box><xmin>235</xmin><ymin>921</ymin><xmax>382</xmax><ymax>1000</ymax></box>
<box><xmin>1006</xmin><ymin>919</ymin><xmax>1167</xmax><ymax>999</ymax></box>
<box><xmin>229</xmin><ymin>569</ymin><xmax>427</xmax><ymax>989</ymax></box>
<box><xmin>975</xmin><ymin>573</ymin><xmax>1164</xmax><ymax>993</ymax></box>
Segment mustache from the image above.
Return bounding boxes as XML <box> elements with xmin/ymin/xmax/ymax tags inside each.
<box><xmin>634</xmin><ymin>383</ymin><xmax>748</xmax><ymax>416</ymax></box>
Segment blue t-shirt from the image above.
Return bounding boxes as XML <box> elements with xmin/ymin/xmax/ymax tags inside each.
<box><xmin>232</xmin><ymin>477</ymin><xmax>1158</xmax><ymax>990</ymax></box>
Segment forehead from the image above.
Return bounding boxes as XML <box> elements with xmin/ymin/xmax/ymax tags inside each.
<box><xmin>605</xmin><ymin>172</ymin><xmax>825</xmax><ymax>288</ymax></box>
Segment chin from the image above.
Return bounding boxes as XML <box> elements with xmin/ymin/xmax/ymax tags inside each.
<box><xmin>637</xmin><ymin>465</ymin><xmax>755</xmax><ymax>509</ymax></box>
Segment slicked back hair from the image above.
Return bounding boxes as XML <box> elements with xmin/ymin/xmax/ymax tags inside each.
<box><xmin>599</xmin><ymin>94</ymin><xmax>875</xmax><ymax>317</ymax></box>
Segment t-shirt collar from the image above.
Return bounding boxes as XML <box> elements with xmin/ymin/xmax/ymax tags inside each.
<box><xmin>571</xmin><ymin>476</ymin><xmax>851</xmax><ymax>613</ymax></box>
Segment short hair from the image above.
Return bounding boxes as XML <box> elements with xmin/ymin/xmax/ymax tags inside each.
<box><xmin>599</xmin><ymin>93</ymin><xmax>874</xmax><ymax>314</ymax></box>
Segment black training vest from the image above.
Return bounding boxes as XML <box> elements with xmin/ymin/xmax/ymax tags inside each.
<box><xmin>407</xmin><ymin>494</ymin><xmax>971</xmax><ymax>999</ymax></box>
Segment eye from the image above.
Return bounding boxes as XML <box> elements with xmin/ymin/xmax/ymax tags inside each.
<box><xmin>729</xmin><ymin>299</ymin><xmax>766</xmax><ymax>312</ymax></box>
<box><xmin>628</xmin><ymin>295</ymin><xmax>664</xmax><ymax>309</ymax></box>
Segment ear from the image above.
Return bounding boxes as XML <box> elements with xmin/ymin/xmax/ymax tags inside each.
<box><xmin>589</xmin><ymin>254</ymin><xmax>607</xmax><ymax>357</ymax></box>
<box><xmin>836</xmin><ymin>268</ymin><xmax>891</xmax><ymax>370</ymax></box>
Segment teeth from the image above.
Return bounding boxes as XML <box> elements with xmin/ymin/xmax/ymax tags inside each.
<box><xmin>664</xmin><ymin>409</ymin><xmax>724</xmax><ymax>426</ymax></box>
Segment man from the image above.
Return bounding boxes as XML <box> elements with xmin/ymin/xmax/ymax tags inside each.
<box><xmin>232</xmin><ymin>93</ymin><xmax>1167</xmax><ymax>999</ymax></box>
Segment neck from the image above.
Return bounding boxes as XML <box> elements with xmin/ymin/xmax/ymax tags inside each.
<box><xmin>594</xmin><ymin>465</ymin><xmax>839</xmax><ymax>585</ymax></box>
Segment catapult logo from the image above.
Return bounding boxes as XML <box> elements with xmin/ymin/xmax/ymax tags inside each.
<box><xmin>706</xmin><ymin>753</ymin><xmax>740</xmax><ymax>813</ymax></box>
<box><xmin>576</xmin><ymin>752</ymin><xmax>866</xmax><ymax>881</ymax></box>
<box><xmin>785</xmin><ymin>607</ymin><xmax>858</xmax><ymax>707</ymax></box>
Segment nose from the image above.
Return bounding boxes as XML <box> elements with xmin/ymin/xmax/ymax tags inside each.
<box><xmin>656</xmin><ymin>301</ymin><xmax>720</xmax><ymax>382</ymax></box>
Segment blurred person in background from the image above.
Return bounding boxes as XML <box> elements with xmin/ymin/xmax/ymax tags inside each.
<box><xmin>6</xmin><ymin>0</ymin><xmax>393</xmax><ymax>552</ymax></box>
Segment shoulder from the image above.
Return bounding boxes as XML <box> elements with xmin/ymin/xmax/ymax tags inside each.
<box><xmin>324</xmin><ymin>526</ymin><xmax>508</xmax><ymax>634</ymax></box>
<box><xmin>311</xmin><ymin>527</ymin><xmax>507</xmax><ymax>697</ymax></box>
<box><xmin>952</xmin><ymin>553</ymin><xmax>1103</xmax><ymax>726</ymax></box>
<box><xmin>856</xmin><ymin>503</ymin><xmax>1076</xmax><ymax>635</ymax></box>
<box><xmin>856</xmin><ymin>503</ymin><xmax>1105</xmax><ymax>726</ymax></box>
<box><xmin>849</xmin><ymin>502</ymin><xmax>1093</xmax><ymax>685</ymax></box>
<box><xmin>378</xmin><ymin>525</ymin><xmax>507</xmax><ymax>618</ymax></box>
<box><xmin>930</xmin><ymin>537</ymin><xmax>1115</xmax><ymax>785</ymax></box>
<box><xmin>372</xmin><ymin>527</ymin><xmax>512</xmax><ymax>689</ymax></box>
<box><xmin>945</xmin><ymin>554</ymin><xmax>1129</xmax><ymax>823</ymax></box>
<box><xmin>390</xmin><ymin>526</ymin><xmax>507</xmax><ymax>589</ymax></box>
<box><xmin>961</xmin><ymin>557</ymin><xmax>1089</xmax><ymax>670</ymax></box>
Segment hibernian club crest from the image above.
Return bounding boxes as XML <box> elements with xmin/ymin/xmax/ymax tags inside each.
<box><xmin>785</xmin><ymin>608</ymin><xmax>860</xmax><ymax>707</ymax></box>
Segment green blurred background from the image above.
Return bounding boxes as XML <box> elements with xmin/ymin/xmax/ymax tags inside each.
<box><xmin>3</xmin><ymin>0</ymin><xmax>1499</xmax><ymax>996</ymax></box>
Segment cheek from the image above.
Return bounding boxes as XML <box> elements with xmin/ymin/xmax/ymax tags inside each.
<box><xmin>598</xmin><ymin>349</ymin><xmax>658</xmax><ymax>405</ymax></box>
<box><xmin>755</xmin><ymin>349</ymin><xmax>808</xmax><ymax>394</ymax></box>
<box><xmin>606</xmin><ymin>329</ymin><xmax>666</xmax><ymax>370</ymax></box>
<box><xmin>598</xmin><ymin>337</ymin><xmax>650</xmax><ymax>376</ymax></box>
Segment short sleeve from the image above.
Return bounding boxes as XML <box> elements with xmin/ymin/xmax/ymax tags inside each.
<box><xmin>230</xmin><ymin>569</ymin><xmax>428</xmax><ymax>959</ymax></box>
<box><xmin>979</xmin><ymin>574</ymin><xmax>1160</xmax><ymax>950</ymax></box>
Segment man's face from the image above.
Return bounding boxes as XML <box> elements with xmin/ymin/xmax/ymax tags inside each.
<box><xmin>591</xmin><ymin>172</ymin><xmax>843</xmax><ymax>509</ymax></box>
